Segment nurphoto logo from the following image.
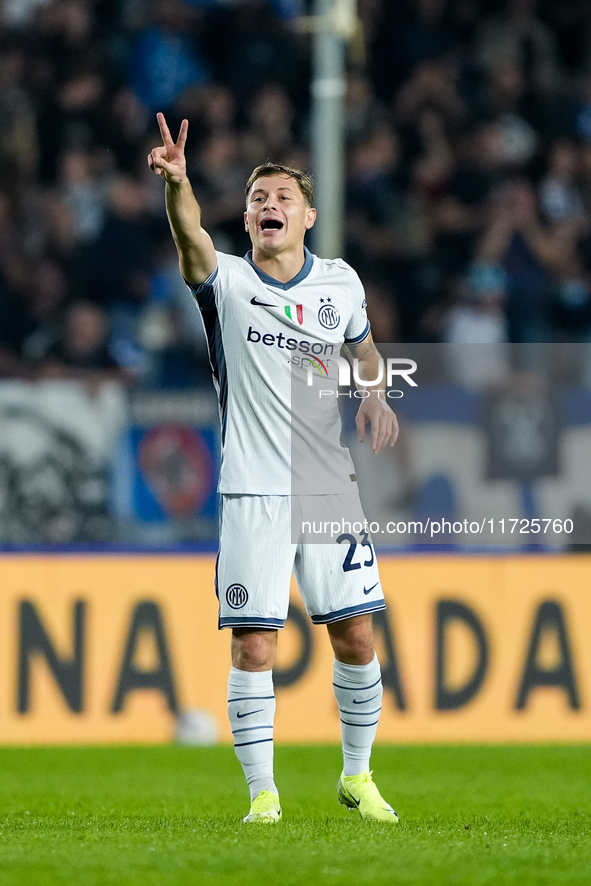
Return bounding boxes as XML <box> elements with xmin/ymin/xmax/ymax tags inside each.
<box><xmin>306</xmin><ymin>356</ymin><xmax>418</xmax><ymax>399</ymax></box>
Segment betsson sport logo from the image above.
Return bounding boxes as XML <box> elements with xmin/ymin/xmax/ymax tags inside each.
<box><xmin>246</xmin><ymin>325</ymin><xmax>340</xmax><ymax>377</ymax></box>
<box><xmin>246</xmin><ymin>326</ymin><xmax>336</xmax><ymax>359</ymax></box>
<box><xmin>306</xmin><ymin>355</ymin><xmax>418</xmax><ymax>400</ymax></box>
<box><xmin>245</xmin><ymin>325</ymin><xmax>418</xmax><ymax>398</ymax></box>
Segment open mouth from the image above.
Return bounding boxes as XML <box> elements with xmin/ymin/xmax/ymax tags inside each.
<box><xmin>260</xmin><ymin>219</ymin><xmax>284</xmax><ymax>231</ymax></box>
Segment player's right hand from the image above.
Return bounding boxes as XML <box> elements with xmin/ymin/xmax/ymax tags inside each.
<box><xmin>147</xmin><ymin>112</ymin><xmax>188</xmax><ymax>183</ymax></box>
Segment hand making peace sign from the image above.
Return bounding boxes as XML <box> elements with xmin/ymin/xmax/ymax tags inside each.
<box><xmin>147</xmin><ymin>112</ymin><xmax>189</xmax><ymax>184</ymax></box>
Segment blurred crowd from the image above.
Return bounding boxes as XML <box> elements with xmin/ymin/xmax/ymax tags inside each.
<box><xmin>2</xmin><ymin>0</ymin><xmax>591</xmax><ymax>389</ymax></box>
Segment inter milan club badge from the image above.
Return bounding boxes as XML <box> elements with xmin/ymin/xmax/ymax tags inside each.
<box><xmin>318</xmin><ymin>297</ymin><xmax>340</xmax><ymax>329</ymax></box>
<box><xmin>226</xmin><ymin>584</ymin><xmax>248</xmax><ymax>609</ymax></box>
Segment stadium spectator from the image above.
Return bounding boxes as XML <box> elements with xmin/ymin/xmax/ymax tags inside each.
<box><xmin>539</xmin><ymin>138</ymin><xmax>585</xmax><ymax>226</ymax></box>
<box><xmin>82</xmin><ymin>174</ymin><xmax>156</xmax><ymax>309</ymax></box>
<box><xmin>206</xmin><ymin>0</ymin><xmax>307</xmax><ymax>104</ymax></box>
<box><xmin>128</xmin><ymin>0</ymin><xmax>210</xmax><ymax>114</ymax></box>
<box><xmin>475</xmin><ymin>0</ymin><xmax>561</xmax><ymax>95</ymax></box>
<box><xmin>189</xmin><ymin>132</ymin><xmax>251</xmax><ymax>254</ymax></box>
<box><xmin>0</xmin><ymin>0</ymin><xmax>52</xmax><ymax>31</ymax></box>
<box><xmin>471</xmin><ymin>60</ymin><xmax>538</xmax><ymax>169</ymax></box>
<box><xmin>441</xmin><ymin>264</ymin><xmax>511</xmax><ymax>390</ymax></box>
<box><xmin>0</xmin><ymin>42</ymin><xmax>38</xmax><ymax>186</ymax></box>
<box><xmin>56</xmin><ymin>146</ymin><xmax>109</xmax><ymax>244</ymax></box>
<box><xmin>393</xmin><ymin>56</ymin><xmax>465</xmax><ymax>128</ymax></box>
<box><xmin>19</xmin><ymin>257</ymin><xmax>71</xmax><ymax>367</ymax></box>
<box><xmin>344</xmin><ymin>71</ymin><xmax>389</xmax><ymax>141</ymax></box>
<box><xmin>475</xmin><ymin>177</ymin><xmax>559</xmax><ymax>343</ymax></box>
<box><xmin>372</xmin><ymin>0</ymin><xmax>461</xmax><ymax>98</ymax></box>
<box><xmin>136</xmin><ymin>238</ymin><xmax>211</xmax><ymax>388</ymax></box>
<box><xmin>39</xmin><ymin>298</ymin><xmax>132</xmax><ymax>384</ymax></box>
<box><xmin>432</xmin><ymin>119</ymin><xmax>501</xmax><ymax>276</ymax></box>
<box><xmin>242</xmin><ymin>83</ymin><xmax>299</xmax><ymax>164</ymax></box>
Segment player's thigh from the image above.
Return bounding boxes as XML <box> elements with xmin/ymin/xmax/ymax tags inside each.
<box><xmin>218</xmin><ymin>494</ymin><xmax>295</xmax><ymax>629</ymax></box>
<box><xmin>293</xmin><ymin>494</ymin><xmax>385</xmax><ymax>624</ymax></box>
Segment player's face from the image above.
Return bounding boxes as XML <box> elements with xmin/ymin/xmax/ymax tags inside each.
<box><xmin>244</xmin><ymin>174</ymin><xmax>316</xmax><ymax>254</ymax></box>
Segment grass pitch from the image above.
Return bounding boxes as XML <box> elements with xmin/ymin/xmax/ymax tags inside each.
<box><xmin>0</xmin><ymin>744</ymin><xmax>588</xmax><ymax>885</ymax></box>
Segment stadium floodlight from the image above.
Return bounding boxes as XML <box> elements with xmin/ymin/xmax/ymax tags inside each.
<box><xmin>295</xmin><ymin>0</ymin><xmax>359</xmax><ymax>259</ymax></box>
<box><xmin>295</xmin><ymin>0</ymin><xmax>358</xmax><ymax>39</ymax></box>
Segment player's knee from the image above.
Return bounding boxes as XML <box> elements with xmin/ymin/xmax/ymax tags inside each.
<box><xmin>231</xmin><ymin>628</ymin><xmax>277</xmax><ymax>671</ymax></box>
<box><xmin>333</xmin><ymin>641</ymin><xmax>374</xmax><ymax>665</ymax></box>
<box><xmin>327</xmin><ymin>616</ymin><xmax>374</xmax><ymax>665</ymax></box>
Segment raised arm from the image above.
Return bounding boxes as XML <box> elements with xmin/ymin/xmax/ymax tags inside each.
<box><xmin>148</xmin><ymin>112</ymin><xmax>217</xmax><ymax>286</ymax></box>
<box><xmin>344</xmin><ymin>333</ymin><xmax>399</xmax><ymax>454</ymax></box>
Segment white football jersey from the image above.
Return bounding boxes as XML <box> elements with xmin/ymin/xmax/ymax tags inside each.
<box><xmin>188</xmin><ymin>247</ymin><xmax>370</xmax><ymax>494</ymax></box>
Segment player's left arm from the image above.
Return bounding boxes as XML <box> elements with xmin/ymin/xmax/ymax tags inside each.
<box><xmin>343</xmin><ymin>333</ymin><xmax>399</xmax><ymax>455</ymax></box>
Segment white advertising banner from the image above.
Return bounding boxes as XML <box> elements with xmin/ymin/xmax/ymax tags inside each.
<box><xmin>0</xmin><ymin>381</ymin><xmax>127</xmax><ymax>543</ymax></box>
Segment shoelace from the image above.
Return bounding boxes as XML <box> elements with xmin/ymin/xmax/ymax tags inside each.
<box><xmin>250</xmin><ymin>791</ymin><xmax>278</xmax><ymax>813</ymax></box>
<box><xmin>347</xmin><ymin>772</ymin><xmax>387</xmax><ymax>805</ymax></box>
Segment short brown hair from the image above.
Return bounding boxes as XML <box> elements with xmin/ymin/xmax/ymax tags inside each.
<box><xmin>245</xmin><ymin>163</ymin><xmax>314</xmax><ymax>206</ymax></box>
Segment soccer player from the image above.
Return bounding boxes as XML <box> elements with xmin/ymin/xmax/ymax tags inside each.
<box><xmin>149</xmin><ymin>113</ymin><xmax>400</xmax><ymax>823</ymax></box>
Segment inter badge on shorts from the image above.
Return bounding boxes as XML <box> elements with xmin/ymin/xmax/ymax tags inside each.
<box><xmin>226</xmin><ymin>584</ymin><xmax>249</xmax><ymax>609</ymax></box>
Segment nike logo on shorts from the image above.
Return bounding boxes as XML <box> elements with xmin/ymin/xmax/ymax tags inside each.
<box><xmin>363</xmin><ymin>582</ymin><xmax>379</xmax><ymax>595</ymax></box>
<box><xmin>236</xmin><ymin>708</ymin><xmax>264</xmax><ymax>718</ymax></box>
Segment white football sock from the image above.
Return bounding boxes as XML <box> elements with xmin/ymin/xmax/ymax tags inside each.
<box><xmin>228</xmin><ymin>666</ymin><xmax>277</xmax><ymax>801</ymax></box>
<box><xmin>333</xmin><ymin>653</ymin><xmax>383</xmax><ymax>776</ymax></box>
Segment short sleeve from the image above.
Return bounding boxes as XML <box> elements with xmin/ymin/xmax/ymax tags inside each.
<box><xmin>185</xmin><ymin>252</ymin><xmax>237</xmax><ymax>311</ymax></box>
<box><xmin>344</xmin><ymin>270</ymin><xmax>370</xmax><ymax>344</ymax></box>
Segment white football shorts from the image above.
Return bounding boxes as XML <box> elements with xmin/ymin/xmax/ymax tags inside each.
<box><xmin>216</xmin><ymin>493</ymin><xmax>386</xmax><ymax>629</ymax></box>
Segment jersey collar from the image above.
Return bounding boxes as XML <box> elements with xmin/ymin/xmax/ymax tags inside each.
<box><xmin>243</xmin><ymin>246</ymin><xmax>314</xmax><ymax>290</ymax></box>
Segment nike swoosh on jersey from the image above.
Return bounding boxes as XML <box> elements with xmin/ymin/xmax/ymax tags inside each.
<box><xmin>363</xmin><ymin>582</ymin><xmax>379</xmax><ymax>595</ymax></box>
<box><xmin>250</xmin><ymin>296</ymin><xmax>276</xmax><ymax>307</ymax></box>
<box><xmin>236</xmin><ymin>708</ymin><xmax>264</xmax><ymax>718</ymax></box>
<box><xmin>352</xmin><ymin>693</ymin><xmax>379</xmax><ymax>704</ymax></box>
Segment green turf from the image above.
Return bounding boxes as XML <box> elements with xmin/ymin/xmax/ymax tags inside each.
<box><xmin>0</xmin><ymin>745</ymin><xmax>588</xmax><ymax>885</ymax></box>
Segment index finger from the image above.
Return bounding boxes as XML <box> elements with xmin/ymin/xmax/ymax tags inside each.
<box><xmin>157</xmin><ymin>112</ymin><xmax>174</xmax><ymax>146</ymax></box>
